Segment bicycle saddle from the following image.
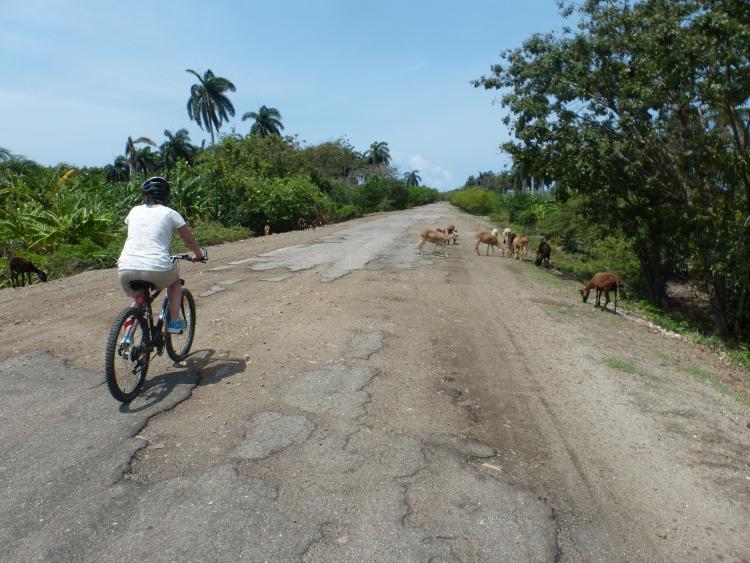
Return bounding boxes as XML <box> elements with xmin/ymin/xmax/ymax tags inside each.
<box><xmin>129</xmin><ymin>281</ymin><xmax>157</xmax><ymax>291</ymax></box>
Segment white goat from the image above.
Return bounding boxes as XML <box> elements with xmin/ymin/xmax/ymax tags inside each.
<box><xmin>502</xmin><ymin>227</ymin><xmax>512</xmax><ymax>244</ymax></box>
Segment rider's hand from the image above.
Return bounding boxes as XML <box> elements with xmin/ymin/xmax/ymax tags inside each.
<box><xmin>192</xmin><ymin>253</ymin><xmax>204</xmax><ymax>263</ymax></box>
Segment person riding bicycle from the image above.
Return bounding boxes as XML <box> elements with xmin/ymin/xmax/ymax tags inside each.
<box><xmin>118</xmin><ymin>176</ymin><xmax>204</xmax><ymax>334</ymax></box>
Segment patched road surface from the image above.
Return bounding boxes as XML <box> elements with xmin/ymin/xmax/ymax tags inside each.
<box><xmin>1</xmin><ymin>204</ymin><xmax>749</xmax><ymax>561</ymax></box>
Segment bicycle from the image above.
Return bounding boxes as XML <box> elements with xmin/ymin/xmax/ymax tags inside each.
<box><xmin>104</xmin><ymin>250</ymin><xmax>207</xmax><ymax>402</ymax></box>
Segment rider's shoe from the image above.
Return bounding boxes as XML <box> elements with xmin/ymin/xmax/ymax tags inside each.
<box><xmin>166</xmin><ymin>319</ymin><xmax>186</xmax><ymax>334</ymax></box>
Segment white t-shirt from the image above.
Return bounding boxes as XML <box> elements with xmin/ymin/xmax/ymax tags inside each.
<box><xmin>118</xmin><ymin>204</ymin><xmax>186</xmax><ymax>271</ymax></box>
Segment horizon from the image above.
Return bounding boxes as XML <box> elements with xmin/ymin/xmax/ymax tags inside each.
<box><xmin>1</xmin><ymin>0</ymin><xmax>571</xmax><ymax>190</ymax></box>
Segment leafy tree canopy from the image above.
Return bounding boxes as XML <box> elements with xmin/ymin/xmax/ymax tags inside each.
<box><xmin>474</xmin><ymin>0</ymin><xmax>750</xmax><ymax>337</ymax></box>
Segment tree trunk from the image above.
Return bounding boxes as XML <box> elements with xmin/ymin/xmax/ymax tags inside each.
<box><xmin>635</xmin><ymin>240</ymin><xmax>669</xmax><ymax>308</ymax></box>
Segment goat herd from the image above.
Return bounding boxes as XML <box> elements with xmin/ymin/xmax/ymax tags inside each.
<box><xmin>417</xmin><ymin>224</ymin><xmax>620</xmax><ymax>313</ymax></box>
<box><xmin>4</xmin><ymin>219</ymin><xmax>620</xmax><ymax>314</ymax></box>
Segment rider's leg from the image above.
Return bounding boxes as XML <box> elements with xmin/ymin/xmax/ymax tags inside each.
<box><xmin>167</xmin><ymin>279</ymin><xmax>182</xmax><ymax>321</ymax></box>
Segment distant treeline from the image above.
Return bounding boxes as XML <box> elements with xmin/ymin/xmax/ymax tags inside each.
<box><xmin>0</xmin><ymin>135</ymin><xmax>439</xmax><ymax>287</ymax></box>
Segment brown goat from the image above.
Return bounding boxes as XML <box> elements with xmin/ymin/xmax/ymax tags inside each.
<box><xmin>447</xmin><ymin>224</ymin><xmax>458</xmax><ymax>244</ymax></box>
<box><xmin>512</xmin><ymin>235</ymin><xmax>529</xmax><ymax>259</ymax></box>
<box><xmin>418</xmin><ymin>229</ymin><xmax>451</xmax><ymax>257</ymax></box>
<box><xmin>263</xmin><ymin>224</ymin><xmax>271</xmax><ymax>237</ymax></box>
<box><xmin>474</xmin><ymin>230</ymin><xmax>503</xmax><ymax>256</ymax></box>
<box><xmin>9</xmin><ymin>257</ymin><xmax>48</xmax><ymax>287</ymax></box>
<box><xmin>579</xmin><ymin>272</ymin><xmax>620</xmax><ymax>313</ymax></box>
<box><xmin>437</xmin><ymin>226</ymin><xmax>458</xmax><ymax>245</ymax></box>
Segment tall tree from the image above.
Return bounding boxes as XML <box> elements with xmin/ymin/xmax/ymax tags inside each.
<box><xmin>104</xmin><ymin>155</ymin><xmax>129</xmax><ymax>182</ymax></box>
<box><xmin>134</xmin><ymin>147</ymin><xmax>160</xmax><ymax>175</ymax></box>
<box><xmin>301</xmin><ymin>138</ymin><xmax>363</xmax><ymax>181</ymax></box>
<box><xmin>242</xmin><ymin>105</ymin><xmax>284</xmax><ymax>137</ymax></box>
<box><xmin>125</xmin><ymin>136</ymin><xmax>156</xmax><ymax>178</ymax></box>
<box><xmin>474</xmin><ymin>0</ymin><xmax>750</xmax><ymax>336</ymax></box>
<box><xmin>403</xmin><ymin>170</ymin><xmax>421</xmax><ymax>187</ymax></box>
<box><xmin>161</xmin><ymin>128</ymin><xmax>197</xmax><ymax>169</ymax></box>
<box><xmin>364</xmin><ymin>141</ymin><xmax>391</xmax><ymax>166</ymax></box>
<box><xmin>185</xmin><ymin>69</ymin><xmax>236</xmax><ymax>145</ymax></box>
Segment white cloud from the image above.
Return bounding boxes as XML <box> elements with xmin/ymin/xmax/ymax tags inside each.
<box><xmin>405</xmin><ymin>154</ymin><xmax>453</xmax><ymax>190</ymax></box>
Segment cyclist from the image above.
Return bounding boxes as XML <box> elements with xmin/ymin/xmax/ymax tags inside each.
<box><xmin>117</xmin><ymin>176</ymin><xmax>204</xmax><ymax>334</ymax></box>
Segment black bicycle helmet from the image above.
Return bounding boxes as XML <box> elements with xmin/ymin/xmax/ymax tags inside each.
<box><xmin>140</xmin><ymin>176</ymin><xmax>170</xmax><ymax>203</ymax></box>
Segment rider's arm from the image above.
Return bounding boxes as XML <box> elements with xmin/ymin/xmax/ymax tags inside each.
<box><xmin>176</xmin><ymin>225</ymin><xmax>204</xmax><ymax>261</ymax></box>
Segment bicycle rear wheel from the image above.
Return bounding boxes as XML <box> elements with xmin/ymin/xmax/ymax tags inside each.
<box><xmin>165</xmin><ymin>288</ymin><xmax>196</xmax><ymax>362</ymax></box>
<box><xmin>104</xmin><ymin>307</ymin><xmax>149</xmax><ymax>402</ymax></box>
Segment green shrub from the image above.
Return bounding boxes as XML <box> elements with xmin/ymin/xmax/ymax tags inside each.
<box><xmin>354</xmin><ymin>176</ymin><xmax>391</xmax><ymax>213</ymax></box>
<box><xmin>497</xmin><ymin>192</ymin><xmax>555</xmax><ymax>226</ymax></box>
<box><xmin>407</xmin><ymin>186</ymin><xmax>439</xmax><ymax>206</ymax></box>
<box><xmin>0</xmin><ymin>237</ymin><xmax>125</xmax><ymax>288</ymax></box>
<box><xmin>333</xmin><ymin>204</ymin><xmax>361</xmax><ymax>222</ymax></box>
<box><xmin>537</xmin><ymin>196</ymin><xmax>611</xmax><ymax>253</ymax></box>
<box><xmin>553</xmin><ymin>236</ymin><xmax>640</xmax><ymax>296</ymax></box>
<box><xmin>175</xmin><ymin>219</ymin><xmax>251</xmax><ymax>249</ymax></box>
<box><xmin>449</xmin><ymin>187</ymin><xmax>499</xmax><ymax>215</ymax></box>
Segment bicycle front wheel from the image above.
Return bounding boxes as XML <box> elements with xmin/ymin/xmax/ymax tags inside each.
<box><xmin>104</xmin><ymin>307</ymin><xmax>149</xmax><ymax>402</ymax></box>
<box><xmin>165</xmin><ymin>288</ymin><xmax>196</xmax><ymax>362</ymax></box>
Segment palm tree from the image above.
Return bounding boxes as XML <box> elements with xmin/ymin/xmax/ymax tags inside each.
<box><xmin>241</xmin><ymin>105</ymin><xmax>284</xmax><ymax>137</ymax></box>
<box><xmin>0</xmin><ymin>147</ymin><xmax>28</xmax><ymax>164</ymax></box>
<box><xmin>185</xmin><ymin>68</ymin><xmax>236</xmax><ymax>145</ymax></box>
<box><xmin>134</xmin><ymin>146</ymin><xmax>160</xmax><ymax>175</ymax></box>
<box><xmin>403</xmin><ymin>170</ymin><xmax>421</xmax><ymax>187</ymax></box>
<box><xmin>364</xmin><ymin>141</ymin><xmax>391</xmax><ymax>166</ymax></box>
<box><xmin>161</xmin><ymin>129</ymin><xmax>197</xmax><ymax>169</ymax></box>
<box><xmin>125</xmin><ymin>136</ymin><xmax>156</xmax><ymax>178</ymax></box>
<box><xmin>104</xmin><ymin>155</ymin><xmax>129</xmax><ymax>182</ymax></box>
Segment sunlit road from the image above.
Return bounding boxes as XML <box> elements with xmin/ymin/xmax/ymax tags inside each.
<box><xmin>1</xmin><ymin>204</ymin><xmax>748</xmax><ymax>561</ymax></box>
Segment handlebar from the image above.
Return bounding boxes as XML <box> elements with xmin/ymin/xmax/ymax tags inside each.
<box><xmin>171</xmin><ymin>247</ymin><xmax>208</xmax><ymax>263</ymax></box>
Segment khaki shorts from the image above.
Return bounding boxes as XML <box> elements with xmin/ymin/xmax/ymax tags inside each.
<box><xmin>119</xmin><ymin>268</ymin><xmax>179</xmax><ymax>297</ymax></box>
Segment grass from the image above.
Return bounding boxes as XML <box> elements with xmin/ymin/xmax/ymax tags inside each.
<box><xmin>603</xmin><ymin>357</ymin><xmax>638</xmax><ymax>374</ymax></box>
<box><xmin>513</xmin><ymin>256</ymin><xmax>568</xmax><ymax>288</ymax></box>
<box><xmin>542</xmin><ymin>303</ymin><xmax>573</xmax><ymax>317</ymax></box>
<box><xmin>677</xmin><ymin>364</ymin><xmax>750</xmax><ymax>406</ymax></box>
<box><xmin>631</xmin><ymin>300</ymin><xmax>750</xmax><ymax>373</ymax></box>
<box><xmin>645</xmin><ymin>342</ymin><xmax>671</xmax><ymax>362</ymax></box>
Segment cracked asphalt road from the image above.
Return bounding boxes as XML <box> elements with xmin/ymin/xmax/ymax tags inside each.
<box><xmin>1</xmin><ymin>203</ymin><xmax>749</xmax><ymax>561</ymax></box>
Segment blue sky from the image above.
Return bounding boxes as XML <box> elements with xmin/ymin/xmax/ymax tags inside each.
<box><xmin>1</xmin><ymin>0</ymin><xmax>570</xmax><ymax>190</ymax></box>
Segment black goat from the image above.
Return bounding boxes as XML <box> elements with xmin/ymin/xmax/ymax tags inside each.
<box><xmin>9</xmin><ymin>257</ymin><xmax>48</xmax><ymax>287</ymax></box>
<box><xmin>535</xmin><ymin>241</ymin><xmax>551</xmax><ymax>268</ymax></box>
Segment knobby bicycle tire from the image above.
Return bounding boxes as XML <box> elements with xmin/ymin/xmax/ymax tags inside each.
<box><xmin>104</xmin><ymin>307</ymin><xmax>149</xmax><ymax>402</ymax></box>
<box><xmin>165</xmin><ymin>288</ymin><xmax>196</xmax><ymax>362</ymax></box>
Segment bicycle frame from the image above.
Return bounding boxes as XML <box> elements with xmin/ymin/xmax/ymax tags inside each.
<box><xmin>143</xmin><ymin>286</ymin><xmax>169</xmax><ymax>356</ymax></box>
<box><xmin>106</xmin><ymin>249</ymin><xmax>207</xmax><ymax>402</ymax></box>
<box><xmin>120</xmin><ymin>248</ymin><xmax>207</xmax><ymax>359</ymax></box>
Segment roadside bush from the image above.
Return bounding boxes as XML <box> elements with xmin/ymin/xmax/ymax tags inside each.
<box><xmin>495</xmin><ymin>192</ymin><xmax>557</xmax><ymax>227</ymax></box>
<box><xmin>354</xmin><ymin>176</ymin><xmax>390</xmax><ymax>213</ymax></box>
<box><xmin>449</xmin><ymin>187</ymin><xmax>499</xmax><ymax>215</ymax></box>
<box><xmin>407</xmin><ymin>186</ymin><xmax>439</xmax><ymax>206</ymax></box>
<box><xmin>175</xmin><ymin>219</ymin><xmax>251</xmax><ymax>250</ymax></box>
<box><xmin>554</xmin><ymin>235</ymin><xmax>640</xmax><ymax>296</ymax></box>
<box><xmin>537</xmin><ymin>196</ymin><xmax>612</xmax><ymax>253</ymax></box>
<box><xmin>332</xmin><ymin>204</ymin><xmax>361</xmax><ymax>222</ymax></box>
